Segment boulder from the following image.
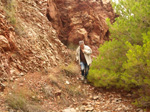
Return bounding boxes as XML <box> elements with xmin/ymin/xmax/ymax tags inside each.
<box><xmin>0</xmin><ymin>82</ymin><xmax>5</xmax><ymax>91</ymax></box>
<box><xmin>0</xmin><ymin>35</ymin><xmax>10</xmax><ymax>49</ymax></box>
<box><xmin>62</xmin><ymin>107</ymin><xmax>76</xmax><ymax>112</ymax></box>
<box><xmin>102</xmin><ymin>0</ymin><xmax>110</xmax><ymax>4</ymax></box>
<box><xmin>68</xmin><ymin>28</ymin><xmax>88</xmax><ymax>44</ymax></box>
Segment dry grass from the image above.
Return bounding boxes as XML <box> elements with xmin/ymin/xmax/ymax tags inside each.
<box><xmin>3</xmin><ymin>0</ymin><xmax>25</xmax><ymax>36</ymax></box>
<box><xmin>7</xmin><ymin>93</ymin><xmax>27</xmax><ymax>110</ymax></box>
<box><xmin>61</xmin><ymin>62</ymin><xmax>80</xmax><ymax>77</ymax></box>
<box><xmin>48</xmin><ymin>74</ymin><xmax>61</xmax><ymax>88</ymax></box>
<box><xmin>41</xmin><ymin>85</ymin><xmax>54</xmax><ymax>98</ymax></box>
<box><xmin>65</xmin><ymin>85</ymin><xmax>82</xmax><ymax>97</ymax></box>
<box><xmin>4</xmin><ymin>0</ymin><xmax>17</xmax><ymax>25</ymax></box>
<box><xmin>56</xmin><ymin>84</ymin><xmax>87</xmax><ymax>107</ymax></box>
<box><xmin>67</xmin><ymin>43</ymin><xmax>78</xmax><ymax>50</ymax></box>
<box><xmin>6</xmin><ymin>88</ymin><xmax>45</xmax><ymax>112</ymax></box>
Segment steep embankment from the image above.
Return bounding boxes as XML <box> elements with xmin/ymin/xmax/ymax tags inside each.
<box><xmin>46</xmin><ymin>0</ymin><xmax>116</xmax><ymax>55</ymax></box>
<box><xmin>0</xmin><ymin>0</ymin><xmax>70</xmax><ymax>82</ymax></box>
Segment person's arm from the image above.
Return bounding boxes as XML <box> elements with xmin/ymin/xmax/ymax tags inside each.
<box><xmin>76</xmin><ymin>47</ymin><xmax>79</xmax><ymax>61</ymax></box>
<box><xmin>83</xmin><ymin>46</ymin><xmax>92</xmax><ymax>55</ymax></box>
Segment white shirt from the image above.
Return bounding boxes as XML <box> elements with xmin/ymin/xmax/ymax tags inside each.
<box><xmin>76</xmin><ymin>45</ymin><xmax>92</xmax><ymax>65</ymax></box>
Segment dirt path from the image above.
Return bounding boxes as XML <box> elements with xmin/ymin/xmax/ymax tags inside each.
<box><xmin>60</xmin><ymin>74</ymin><xmax>143</xmax><ymax>112</ymax></box>
<box><xmin>0</xmin><ymin>67</ymin><xmax>145</xmax><ymax>112</ymax></box>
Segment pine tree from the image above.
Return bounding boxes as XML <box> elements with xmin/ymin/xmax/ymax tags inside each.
<box><xmin>88</xmin><ymin>0</ymin><xmax>150</xmax><ymax>107</ymax></box>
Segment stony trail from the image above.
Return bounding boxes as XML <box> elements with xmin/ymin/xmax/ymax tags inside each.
<box><xmin>61</xmin><ymin>75</ymin><xmax>143</xmax><ymax>112</ymax></box>
<box><xmin>0</xmin><ymin>67</ymin><xmax>145</xmax><ymax>112</ymax></box>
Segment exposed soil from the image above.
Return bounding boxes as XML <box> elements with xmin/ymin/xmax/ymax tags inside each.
<box><xmin>0</xmin><ymin>66</ymin><xmax>147</xmax><ymax>112</ymax></box>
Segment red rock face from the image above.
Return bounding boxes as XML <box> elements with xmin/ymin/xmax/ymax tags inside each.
<box><xmin>47</xmin><ymin>0</ymin><xmax>116</xmax><ymax>50</ymax></box>
<box><xmin>0</xmin><ymin>0</ymin><xmax>70</xmax><ymax>78</ymax></box>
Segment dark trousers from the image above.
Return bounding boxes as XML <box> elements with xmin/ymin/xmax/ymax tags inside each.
<box><xmin>80</xmin><ymin>62</ymin><xmax>89</xmax><ymax>79</ymax></box>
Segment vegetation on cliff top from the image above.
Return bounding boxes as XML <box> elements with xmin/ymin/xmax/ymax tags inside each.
<box><xmin>88</xmin><ymin>0</ymin><xmax>150</xmax><ymax>107</ymax></box>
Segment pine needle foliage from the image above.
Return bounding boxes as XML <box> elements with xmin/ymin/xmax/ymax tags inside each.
<box><xmin>88</xmin><ymin>0</ymin><xmax>150</xmax><ymax>107</ymax></box>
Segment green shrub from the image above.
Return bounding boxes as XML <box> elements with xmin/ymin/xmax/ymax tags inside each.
<box><xmin>88</xmin><ymin>39</ymin><xmax>128</xmax><ymax>88</ymax></box>
<box><xmin>122</xmin><ymin>32</ymin><xmax>150</xmax><ymax>89</ymax></box>
<box><xmin>134</xmin><ymin>96</ymin><xmax>150</xmax><ymax>108</ymax></box>
<box><xmin>88</xmin><ymin>0</ymin><xmax>150</xmax><ymax>107</ymax></box>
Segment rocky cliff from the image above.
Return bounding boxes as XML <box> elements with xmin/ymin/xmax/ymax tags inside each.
<box><xmin>0</xmin><ymin>0</ymin><xmax>69</xmax><ymax>81</ymax></box>
<box><xmin>0</xmin><ymin>0</ymin><xmax>115</xmax><ymax>82</ymax></box>
<box><xmin>47</xmin><ymin>0</ymin><xmax>116</xmax><ymax>55</ymax></box>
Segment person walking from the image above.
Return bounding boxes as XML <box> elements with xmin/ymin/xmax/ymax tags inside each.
<box><xmin>76</xmin><ymin>40</ymin><xmax>92</xmax><ymax>83</ymax></box>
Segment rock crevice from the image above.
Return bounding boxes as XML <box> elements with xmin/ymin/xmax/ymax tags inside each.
<box><xmin>47</xmin><ymin>0</ymin><xmax>116</xmax><ymax>51</ymax></box>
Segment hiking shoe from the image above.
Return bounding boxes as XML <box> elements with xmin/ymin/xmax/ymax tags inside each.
<box><xmin>84</xmin><ymin>80</ymin><xmax>87</xmax><ymax>84</ymax></box>
<box><xmin>81</xmin><ymin>76</ymin><xmax>84</xmax><ymax>81</ymax></box>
